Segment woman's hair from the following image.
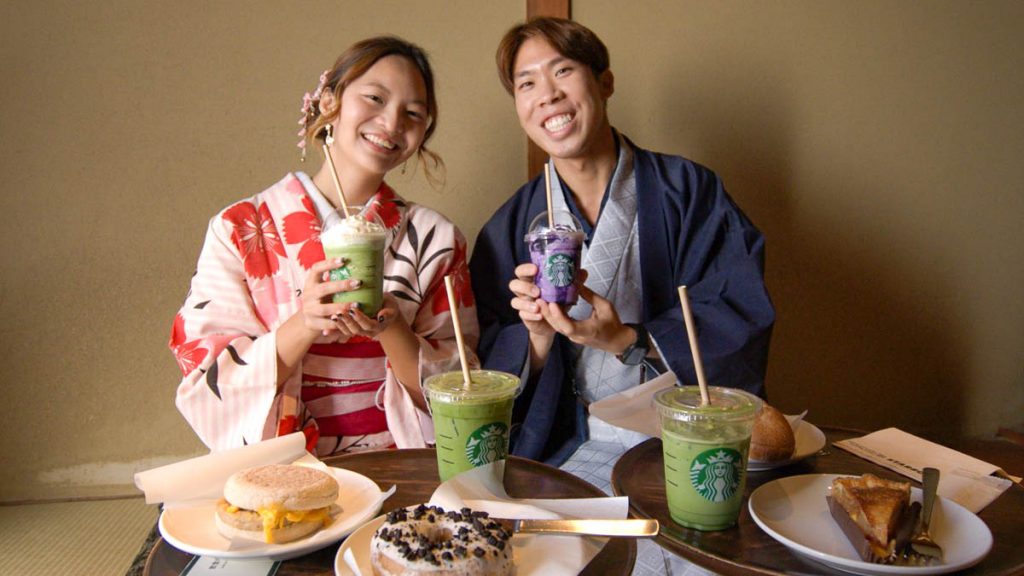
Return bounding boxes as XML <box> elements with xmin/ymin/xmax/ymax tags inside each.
<box><xmin>302</xmin><ymin>36</ymin><xmax>445</xmax><ymax>188</ymax></box>
<box><xmin>495</xmin><ymin>17</ymin><xmax>610</xmax><ymax>95</ymax></box>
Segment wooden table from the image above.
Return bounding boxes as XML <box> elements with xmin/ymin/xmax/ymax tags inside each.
<box><xmin>611</xmin><ymin>426</ymin><xmax>1024</xmax><ymax>576</ymax></box>
<box><xmin>145</xmin><ymin>449</ymin><xmax>635</xmax><ymax>576</ymax></box>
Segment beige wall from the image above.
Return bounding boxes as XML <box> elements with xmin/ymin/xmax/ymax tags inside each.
<box><xmin>1</xmin><ymin>1</ymin><xmax>1020</xmax><ymax>502</ymax></box>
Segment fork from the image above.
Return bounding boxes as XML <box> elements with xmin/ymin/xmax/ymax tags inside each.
<box><xmin>911</xmin><ymin>467</ymin><xmax>944</xmax><ymax>561</ymax></box>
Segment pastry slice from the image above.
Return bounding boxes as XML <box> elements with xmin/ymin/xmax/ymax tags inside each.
<box><xmin>828</xmin><ymin>474</ymin><xmax>911</xmax><ymax>561</ymax></box>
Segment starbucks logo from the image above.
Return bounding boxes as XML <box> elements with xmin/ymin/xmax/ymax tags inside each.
<box><xmin>331</xmin><ymin>265</ymin><xmax>351</xmax><ymax>281</ymax></box>
<box><xmin>464</xmin><ymin>423</ymin><xmax>509</xmax><ymax>466</ymax></box>
<box><xmin>544</xmin><ymin>253</ymin><xmax>575</xmax><ymax>287</ymax></box>
<box><xmin>688</xmin><ymin>448</ymin><xmax>742</xmax><ymax>503</ymax></box>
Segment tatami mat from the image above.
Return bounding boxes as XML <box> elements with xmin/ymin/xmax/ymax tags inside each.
<box><xmin>0</xmin><ymin>498</ymin><xmax>157</xmax><ymax>576</ymax></box>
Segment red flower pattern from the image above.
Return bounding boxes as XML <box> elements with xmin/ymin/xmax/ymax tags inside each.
<box><xmin>366</xmin><ymin>183</ymin><xmax>402</xmax><ymax>229</ymax></box>
<box><xmin>222</xmin><ymin>201</ymin><xmax>286</xmax><ymax>279</ymax></box>
<box><xmin>431</xmin><ymin>239</ymin><xmax>475</xmax><ymax>315</ymax></box>
<box><xmin>170</xmin><ymin>314</ymin><xmax>208</xmax><ymax>375</ymax></box>
<box><xmin>282</xmin><ymin>195</ymin><xmax>325</xmax><ymax>270</ymax></box>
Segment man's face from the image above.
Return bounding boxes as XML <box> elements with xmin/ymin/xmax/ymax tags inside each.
<box><xmin>511</xmin><ymin>37</ymin><xmax>613</xmax><ymax>162</ymax></box>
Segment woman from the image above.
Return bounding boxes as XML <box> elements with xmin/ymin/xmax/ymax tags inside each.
<box><xmin>170</xmin><ymin>37</ymin><xmax>477</xmax><ymax>456</ymax></box>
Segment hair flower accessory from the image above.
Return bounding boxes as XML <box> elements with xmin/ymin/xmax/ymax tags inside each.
<box><xmin>297</xmin><ymin>69</ymin><xmax>331</xmax><ymax>161</ymax></box>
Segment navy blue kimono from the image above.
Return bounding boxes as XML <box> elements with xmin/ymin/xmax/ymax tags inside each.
<box><xmin>470</xmin><ymin>139</ymin><xmax>775</xmax><ymax>464</ymax></box>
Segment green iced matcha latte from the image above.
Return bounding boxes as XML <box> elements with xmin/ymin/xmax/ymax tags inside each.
<box><xmin>655</xmin><ymin>386</ymin><xmax>761</xmax><ymax>531</ymax></box>
<box><xmin>424</xmin><ymin>370</ymin><xmax>521</xmax><ymax>482</ymax></box>
<box><xmin>321</xmin><ymin>214</ymin><xmax>386</xmax><ymax>316</ymax></box>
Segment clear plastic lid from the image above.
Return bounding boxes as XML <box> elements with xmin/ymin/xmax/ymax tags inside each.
<box><xmin>654</xmin><ymin>386</ymin><xmax>762</xmax><ymax>423</ymax></box>
<box><xmin>526</xmin><ymin>210</ymin><xmax>584</xmax><ymax>236</ymax></box>
<box><xmin>423</xmin><ymin>370</ymin><xmax>521</xmax><ymax>404</ymax></box>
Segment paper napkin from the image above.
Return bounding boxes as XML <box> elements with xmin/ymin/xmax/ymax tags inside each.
<box><xmin>834</xmin><ymin>427</ymin><xmax>1019</xmax><ymax>513</ymax></box>
<box><xmin>133</xmin><ymin>432</ymin><xmax>320</xmax><ymax>506</ymax></box>
<box><xmin>588</xmin><ymin>371</ymin><xmax>676</xmax><ymax>437</ymax></box>
<box><xmin>429</xmin><ymin>462</ymin><xmax>629</xmax><ymax>576</ymax></box>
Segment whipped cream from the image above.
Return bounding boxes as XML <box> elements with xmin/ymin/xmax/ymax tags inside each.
<box><xmin>321</xmin><ymin>214</ymin><xmax>386</xmax><ymax>246</ymax></box>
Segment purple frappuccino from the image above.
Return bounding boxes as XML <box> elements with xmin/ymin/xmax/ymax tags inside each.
<box><xmin>525</xmin><ymin>211</ymin><xmax>585</xmax><ymax>305</ymax></box>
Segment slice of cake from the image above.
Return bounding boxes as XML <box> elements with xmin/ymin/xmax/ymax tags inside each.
<box><xmin>827</xmin><ymin>474</ymin><xmax>912</xmax><ymax>561</ymax></box>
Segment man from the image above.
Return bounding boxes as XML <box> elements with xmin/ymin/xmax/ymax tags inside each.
<box><xmin>471</xmin><ymin>17</ymin><xmax>774</xmax><ymax>485</ymax></box>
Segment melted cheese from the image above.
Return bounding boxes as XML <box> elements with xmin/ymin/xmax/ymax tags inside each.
<box><xmin>255</xmin><ymin>504</ymin><xmax>332</xmax><ymax>543</ymax></box>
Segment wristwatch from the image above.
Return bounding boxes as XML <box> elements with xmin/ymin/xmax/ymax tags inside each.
<box><xmin>617</xmin><ymin>323</ymin><xmax>649</xmax><ymax>366</ymax></box>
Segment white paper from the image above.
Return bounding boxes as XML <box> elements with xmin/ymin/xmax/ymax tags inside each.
<box><xmin>181</xmin><ymin>556</ymin><xmax>278</xmax><ymax>575</ymax></box>
<box><xmin>588</xmin><ymin>371</ymin><xmax>676</xmax><ymax>437</ymax></box>
<box><xmin>428</xmin><ymin>461</ymin><xmax>629</xmax><ymax>576</ymax></box>
<box><xmin>833</xmin><ymin>427</ymin><xmax>1017</xmax><ymax>513</ymax></box>
<box><xmin>133</xmin><ymin>432</ymin><xmax>308</xmax><ymax>505</ymax></box>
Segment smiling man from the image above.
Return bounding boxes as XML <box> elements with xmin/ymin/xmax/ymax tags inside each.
<box><xmin>470</xmin><ymin>16</ymin><xmax>775</xmax><ymax>513</ymax></box>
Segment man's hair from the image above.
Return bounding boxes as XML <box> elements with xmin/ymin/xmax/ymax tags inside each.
<box><xmin>495</xmin><ymin>17</ymin><xmax>610</xmax><ymax>95</ymax></box>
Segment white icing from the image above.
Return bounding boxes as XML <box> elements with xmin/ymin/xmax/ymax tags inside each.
<box><xmin>370</xmin><ymin>505</ymin><xmax>512</xmax><ymax>576</ymax></box>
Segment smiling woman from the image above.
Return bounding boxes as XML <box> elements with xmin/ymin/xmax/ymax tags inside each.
<box><xmin>169</xmin><ymin>36</ymin><xmax>479</xmax><ymax>460</ymax></box>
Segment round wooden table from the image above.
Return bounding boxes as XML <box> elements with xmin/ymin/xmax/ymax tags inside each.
<box><xmin>611</xmin><ymin>426</ymin><xmax>1024</xmax><ymax>576</ymax></box>
<box><xmin>145</xmin><ymin>449</ymin><xmax>635</xmax><ymax>575</ymax></box>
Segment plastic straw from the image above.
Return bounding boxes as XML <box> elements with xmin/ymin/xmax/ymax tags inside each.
<box><xmin>444</xmin><ymin>275</ymin><xmax>473</xmax><ymax>389</ymax></box>
<box><xmin>322</xmin><ymin>144</ymin><xmax>351</xmax><ymax>219</ymax></box>
<box><xmin>678</xmin><ymin>285</ymin><xmax>711</xmax><ymax>406</ymax></box>
<box><xmin>544</xmin><ymin>162</ymin><xmax>554</xmax><ymax>229</ymax></box>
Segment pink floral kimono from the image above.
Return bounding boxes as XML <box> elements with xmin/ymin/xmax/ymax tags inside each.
<box><xmin>170</xmin><ymin>173</ymin><xmax>478</xmax><ymax>456</ymax></box>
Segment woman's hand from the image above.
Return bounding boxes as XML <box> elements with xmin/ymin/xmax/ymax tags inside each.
<box><xmin>333</xmin><ymin>293</ymin><xmax>402</xmax><ymax>340</ymax></box>
<box><xmin>299</xmin><ymin>258</ymin><xmax>361</xmax><ymax>337</ymax></box>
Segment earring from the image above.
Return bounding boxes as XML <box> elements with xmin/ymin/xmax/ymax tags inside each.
<box><xmin>324</xmin><ymin>123</ymin><xmax>334</xmax><ymax>146</ymax></box>
<box><xmin>400</xmin><ymin>161</ymin><xmax>407</xmax><ymax>175</ymax></box>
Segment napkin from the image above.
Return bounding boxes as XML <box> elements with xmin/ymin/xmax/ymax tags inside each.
<box><xmin>588</xmin><ymin>371</ymin><xmax>676</xmax><ymax>437</ymax></box>
<box><xmin>834</xmin><ymin>427</ymin><xmax>1019</xmax><ymax>513</ymax></box>
<box><xmin>429</xmin><ymin>462</ymin><xmax>629</xmax><ymax>576</ymax></box>
<box><xmin>133</xmin><ymin>432</ymin><xmax>318</xmax><ymax>507</ymax></box>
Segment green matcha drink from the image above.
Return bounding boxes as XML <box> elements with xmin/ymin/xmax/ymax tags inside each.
<box><xmin>320</xmin><ymin>214</ymin><xmax>386</xmax><ymax>316</ymax></box>
<box><xmin>424</xmin><ymin>370</ymin><xmax>521</xmax><ymax>482</ymax></box>
<box><xmin>655</xmin><ymin>386</ymin><xmax>761</xmax><ymax>531</ymax></box>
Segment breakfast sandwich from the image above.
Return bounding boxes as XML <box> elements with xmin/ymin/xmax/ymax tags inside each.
<box><xmin>215</xmin><ymin>464</ymin><xmax>340</xmax><ymax>544</ymax></box>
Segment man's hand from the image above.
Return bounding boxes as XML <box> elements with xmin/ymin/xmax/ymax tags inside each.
<box><xmin>542</xmin><ymin>284</ymin><xmax>636</xmax><ymax>355</ymax></box>
<box><xmin>509</xmin><ymin>262</ymin><xmax>555</xmax><ymax>338</ymax></box>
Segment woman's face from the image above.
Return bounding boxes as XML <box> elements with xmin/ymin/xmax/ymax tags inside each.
<box><xmin>328</xmin><ymin>55</ymin><xmax>430</xmax><ymax>178</ymax></box>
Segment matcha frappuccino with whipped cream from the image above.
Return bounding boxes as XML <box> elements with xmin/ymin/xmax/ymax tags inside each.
<box><xmin>320</xmin><ymin>213</ymin><xmax>387</xmax><ymax>316</ymax></box>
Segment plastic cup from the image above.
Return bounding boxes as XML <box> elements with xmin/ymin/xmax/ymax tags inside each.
<box><xmin>424</xmin><ymin>370</ymin><xmax>521</xmax><ymax>482</ymax></box>
<box><xmin>320</xmin><ymin>213</ymin><xmax>387</xmax><ymax>316</ymax></box>
<box><xmin>525</xmin><ymin>210</ymin><xmax>585</xmax><ymax>305</ymax></box>
<box><xmin>654</xmin><ymin>386</ymin><xmax>762</xmax><ymax>530</ymax></box>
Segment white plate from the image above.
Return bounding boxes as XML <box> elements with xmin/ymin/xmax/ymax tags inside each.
<box><xmin>159</xmin><ymin>467</ymin><xmax>383</xmax><ymax>561</ymax></box>
<box><xmin>334</xmin><ymin>515</ymin><xmax>384</xmax><ymax>576</ymax></box>
<box><xmin>748</xmin><ymin>421</ymin><xmax>827</xmax><ymax>471</ymax></box>
<box><xmin>748</xmin><ymin>474</ymin><xmax>992</xmax><ymax>575</ymax></box>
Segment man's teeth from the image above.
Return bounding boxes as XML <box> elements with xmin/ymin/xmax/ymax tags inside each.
<box><xmin>365</xmin><ymin>134</ymin><xmax>397</xmax><ymax>150</ymax></box>
<box><xmin>544</xmin><ymin>114</ymin><xmax>572</xmax><ymax>131</ymax></box>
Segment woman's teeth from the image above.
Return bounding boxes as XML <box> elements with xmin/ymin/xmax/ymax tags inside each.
<box><xmin>364</xmin><ymin>134</ymin><xmax>397</xmax><ymax>150</ymax></box>
<box><xmin>544</xmin><ymin>114</ymin><xmax>572</xmax><ymax>131</ymax></box>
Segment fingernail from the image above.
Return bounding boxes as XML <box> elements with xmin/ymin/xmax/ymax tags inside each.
<box><xmin>330</xmin><ymin>314</ymin><xmax>338</xmax><ymax>322</ymax></box>
<box><xmin>351</xmin><ymin>280</ymin><xmax>362</xmax><ymax>288</ymax></box>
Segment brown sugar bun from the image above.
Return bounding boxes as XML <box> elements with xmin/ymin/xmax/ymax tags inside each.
<box><xmin>749</xmin><ymin>404</ymin><xmax>796</xmax><ymax>461</ymax></box>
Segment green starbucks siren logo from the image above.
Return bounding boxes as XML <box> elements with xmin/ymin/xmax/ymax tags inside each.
<box><xmin>464</xmin><ymin>423</ymin><xmax>509</xmax><ymax>466</ymax></box>
<box><xmin>688</xmin><ymin>448</ymin><xmax>743</xmax><ymax>503</ymax></box>
<box><xmin>330</xmin><ymin>265</ymin><xmax>351</xmax><ymax>281</ymax></box>
<box><xmin>544</xmin><ymin>253</ymin><xmax>575</xmax><ymax>287</ymax></box>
